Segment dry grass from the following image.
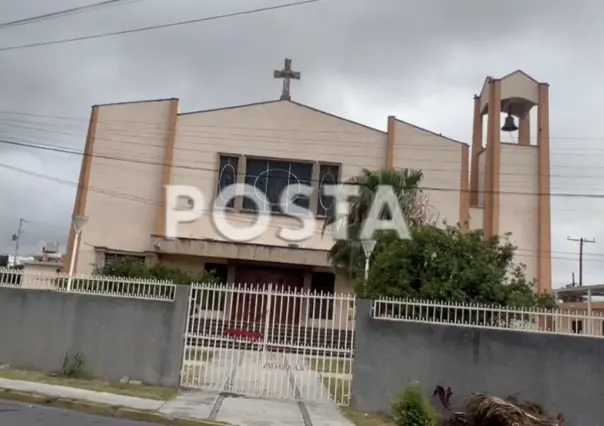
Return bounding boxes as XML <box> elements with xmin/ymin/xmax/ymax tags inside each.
<box><xmin>321</xmin><ymin>376</ymin><xmax>396</xmax><ymax>426</ymax></box>
<box><xmin>0</xmin><ymin>368</ymin><xmax>177</xmax><ymax>400</ymax></box>
<box><xmin>309</xmin><ymin>358</ymin><xmax>351</xmax><ymax>374</ymax></box>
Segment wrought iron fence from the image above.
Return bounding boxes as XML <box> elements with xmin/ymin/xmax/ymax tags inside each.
<box><xmin>0</xmin><ymin>268</ymin><xmax>176</xmax><ymax>301</ymax></box>
<box><xmin>372</xmin><ymin>298</ymin><xmax>604</xmax><ymax>337</ymax></box>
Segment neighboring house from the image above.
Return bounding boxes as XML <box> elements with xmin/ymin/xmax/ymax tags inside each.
<box><xmin>64</xmin><ymin>68</ymin><xmax>552</xmax><ymax>302</ymax></box>
<box><xmin>554</xmin><ymin>285</ymin><xmax>604</xmax><ymax>336</ymax></box>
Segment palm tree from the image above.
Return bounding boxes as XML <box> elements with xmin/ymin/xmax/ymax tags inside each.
<box><xmin>322</xmin><ymin>168</ymin><xmax>433</xmax><ymax>277</ymax></box>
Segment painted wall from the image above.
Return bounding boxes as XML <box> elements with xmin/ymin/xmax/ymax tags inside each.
<box><xmin>171</xmin><ymin>101</ymin><xmax>386</xmax><ymax>250</ymax></box>
<box><xmin>468</xmin><ymin>207</ymin><xmax>483</xmax><ymax>230</ymax></box>
<box><xmin>479</xmin><ymin>72</ymin><xmax>539</xmax><ymax>114</ymax></box>
<box><xmin>499</xmin><ymin>143</ymin><xmax>539</xmax><ymax>282</ymax></box>
<box><xmin>72</xmin><ymin>96</ymin><xmax>543</xmax><ymax>283</ymax></box>
<box><xmin>351</xmin><ymin>300</ymin><xmax>604</xmax><ymax>425</ymax></box>
<box><xmin>76</xmin><ymin>99</ymin><xmax>174</xmax><ymax>274</ymax></box>
<box><xmin>391</xmin><ymin>120</ymin><xmax>463</xmax><ymax>227</ymax></box>
<box><xmin>476</xmin><ymin>149</ymin><xmax>486</xmax><ymax>209</ymax></box>
<box><xmin>21</xmin><ymin>263</ymin><xmax>61</xmax><ymax>288</ymax></box>
<box><xmin>0</xmin><ymin>286</ymin><xmax>188</xmax><ymax>387</ymax></box>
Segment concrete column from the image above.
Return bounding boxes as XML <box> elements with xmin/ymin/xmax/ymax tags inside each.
<box><xmin>160</xmin><ymin>285</ymin><xmax>190</xmax><ymax>387</ymax></box>
<box><xmin>537</xmin><ymin>83</ymin><xmax>552</xmax><ymax>293</ymax></box>
<box><xmin>459</xmin><ymin>145</ymin><xmax>470</xmax><ymax>232</ymax></box>
<box><xmin>482</xmin><ymin>80</ymin><xmax>501</xmax><ymax>238</ymax></box>
<box><xmin>385</xmin><ymin>116</ymin><xmax>396</xmax><ymax>169</ymax></box>
<box><xmin>469</xmin><ymin>96</ymin><xmax>483</xmax><ymax>206</ymax></box>
<box><xmin>518</xmin><ymin>113</ymin><xmax>530</xmax><ymax>146</ymax></box>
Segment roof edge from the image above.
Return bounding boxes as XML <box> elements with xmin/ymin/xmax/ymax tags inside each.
<box><xmin>394</xmin><ymin>118</ymin><xmax>468</xmax><ymax>146</ymax></box>
<box><xmin>179</xmin><ymin>99</ymin><xmax>386</xmax><ymax>134</ymax></box>
<box><xmin>178</xmin><ymin>99</ymin><xmax>282</xmax><ymax>116</ymax></box>
<box><xmin>93</xmin><ymin>97</ymin><xmax>178</xmax><ymax>108</ymax></box>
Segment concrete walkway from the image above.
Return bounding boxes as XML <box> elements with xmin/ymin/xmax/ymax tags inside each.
<box><xmin>0</xmin><ymin>377</ymin><xmax>353</xmax><ymax>426</ymax></box>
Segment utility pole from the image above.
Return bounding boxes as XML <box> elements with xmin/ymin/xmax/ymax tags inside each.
<box><xmin>11</xmin><ymin>218</ymin><xmax>26</xmax><ymax>267</ymax></box>
<box><xmin>567</xmin><ymin>236</ymin><xmax>596</xmax><ymax>287</ymax></box>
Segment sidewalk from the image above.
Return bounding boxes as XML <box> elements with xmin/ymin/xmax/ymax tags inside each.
<box><xmin>0</xmin><ymin>377</ymin><xmax>353</xmax><ymax>426</ymax></box>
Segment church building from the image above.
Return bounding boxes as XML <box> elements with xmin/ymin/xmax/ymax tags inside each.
<box><xmin>64</xmin><ymin>60</ymin><xmax>552</xmax><ymax>297</ymax></box>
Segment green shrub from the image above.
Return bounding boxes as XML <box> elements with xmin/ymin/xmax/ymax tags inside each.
<box><xmin>391</xmin><ymin>384</ymin><xmax>438</xmax><ymax>426</ymax></box>
<box><xmin>95</xmin><ymin>259</ymin><xmax>217</xmax><ymax>284</ymax></box>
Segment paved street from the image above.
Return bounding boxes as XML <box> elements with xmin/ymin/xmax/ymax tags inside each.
<box><xmin>0</xmin><ymin>400</ymin><xmax>154</xmax><ymax>426</ymax></box>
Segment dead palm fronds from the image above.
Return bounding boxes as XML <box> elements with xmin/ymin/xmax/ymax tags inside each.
<box><xmin>462</xmin><ymin>393</ymin><xmax>559</xmax><ymax>426</ymax></box>
<box><xmin>435</xmin><ymin>387</ymin><xmax>563</xmax><ymax>426</ymax></box>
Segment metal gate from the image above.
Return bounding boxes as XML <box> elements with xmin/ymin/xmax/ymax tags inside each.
<box><xmin>180</xmin><ymin>283</ymin><xmax>356</xmax><ymax>405</ymax></box>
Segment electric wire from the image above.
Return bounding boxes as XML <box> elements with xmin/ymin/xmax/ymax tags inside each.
<box><xmin>0</xmin><ymin>0</ymin><xmax>140</xmax><ymax>29</ymax></box>
<box><xmin>0</xmin><ymin>114</ymin><xmax>602</xmax><ymax>262</ymax></box>
<box><xmin>1</xmin><ymin>133</ymin><xmax>604</xmax><ymax>199</ymax></box>
<box><xmin>4</xmin><ymin>108</ymin><xmax>604</xmax><ymax>143</ymax></box>
<box><xmin>0</xmin><ymin>0</ymin><xmax>326</xmax><ymax>52</ymax></box>
<box><xmin>2</xmin><ymin>119</ymin><xmax>603</xmax><ymax>182</ymax></box>
<box><xmin>0</xmin><ymin>159</ymin><xmax>601</xmax><ymax>263</ymax></box>
<box><xmin>1</xmin><ymin>117</ymin><xmax>604</xmax><ymax>185</ymax></box>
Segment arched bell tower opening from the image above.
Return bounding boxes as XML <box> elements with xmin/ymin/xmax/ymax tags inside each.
<box><xmin>469</xmin><ymin>70</ymin><xmax>551</xmax><ymax>293</ymax></box>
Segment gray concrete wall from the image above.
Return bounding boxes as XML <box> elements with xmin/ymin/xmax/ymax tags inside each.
<box><xmin>352</xmin><ymin>300</ymin><xmax>604</xmax><ymax>425</ymax></box>
<box><xmin>0</xmin><ymin>286</ymin><xmax>189</xmax><ymax>387</ymax></box>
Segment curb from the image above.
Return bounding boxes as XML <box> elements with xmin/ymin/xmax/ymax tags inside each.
<box><xmin>0</xmin><ymin>388</ymin><xmax>228</xmax><ymax>426</ymax></box>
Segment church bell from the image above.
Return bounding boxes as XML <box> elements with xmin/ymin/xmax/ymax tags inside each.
<box><xmin>501</xmin><ymin>109</ymin><xmax>518</xmax><ymax>132</ymax></box>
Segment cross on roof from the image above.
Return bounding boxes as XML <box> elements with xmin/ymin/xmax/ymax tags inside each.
<box><xmin>273</xmin><ymin>58</ymin><xmax>300</xmax><ymax>101</ymax></box>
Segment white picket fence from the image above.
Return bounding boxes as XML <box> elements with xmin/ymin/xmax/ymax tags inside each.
<box><xmin>373</xmin><ymin>298</ymin><xmax>604</xmax><ymax>337</ymax></box>
<box><xmin>0</xmin><ymin>267</ymin><xmax>175</xmax><ymax>301</ymax></box>
<box><xmin>2</xmin><ymin>267</ymin><xmax>603</xmax><ymax>405</ymax></box>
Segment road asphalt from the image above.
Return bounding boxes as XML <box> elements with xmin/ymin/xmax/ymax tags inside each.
<box><xmin>0</xmin><ymin>400</ymin><xmax>155</xmax><ymax>426</ymax></box>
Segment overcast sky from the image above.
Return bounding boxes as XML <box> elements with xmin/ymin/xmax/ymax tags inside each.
<box><xmin>0</xmin><ymin>0</ymin><xmax>603</xmax><ymax>287</ymax></box>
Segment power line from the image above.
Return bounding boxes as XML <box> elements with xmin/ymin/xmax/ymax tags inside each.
<box><xmin>0</xmin><ymin>0</ymin><xmax>138</xmax><ymax>29</ymax></box>
<box><xmin>0</xmin><ymin>159</ymin><xmax>595</xmax><ymax>260</ymax></box>
<box><xmin>3</xmin><ymin>123</ymin><xmax>604</xmax><ymax>192</ymax></box>
<box><xmin>0</xmin><ymin>0</ymin><xmax>325</xmax><ymax>52</ymax></box>
<box><xmin>3</xmin><ymin>118</ymin><xmax>604</xmax><ymax>183</ymax></box>
<box><xmin>4</xmin><ymin>108</ymin><xmax>604</xmax><ymax>143</ymax></box>
<box><xmin>1</xmin><ymin>135</ymin><xmax>604</xmax><ymax>199</ymax></box>
<box><xmin>2</xmin><ymin>159</ymin><xmax>604</xmax><ymax>264</ymax></box>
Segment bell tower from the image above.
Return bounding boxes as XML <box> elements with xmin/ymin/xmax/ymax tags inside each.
<box><xmin>469</xmin><ymin>70</ymin><xmax>551</xmax><ymax>293</ymax></box>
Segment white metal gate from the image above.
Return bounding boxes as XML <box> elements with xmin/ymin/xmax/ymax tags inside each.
<box><xmin>180</xmin><ymin>283</ymin><xmax>356</xmax><ymax>405</ymax></box>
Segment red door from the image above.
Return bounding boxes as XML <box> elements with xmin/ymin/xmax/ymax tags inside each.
<box><xmin>232</xmin><ymin>266</ymin><xmax>304</xmax><ymax>326</ymax></box>
<box><xmin>269</xmin><ymin>272</ymin><xmax>303</xmax><ymax>326</ymax></box>
<box><xmin>232</xmin><ymin>268</ymin><xmax>270</xmax><ymax>328</ymax></box>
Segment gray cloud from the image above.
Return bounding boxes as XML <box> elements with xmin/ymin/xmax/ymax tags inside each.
<box><xmin>1</xmin><ymin>0</ymin><xmax>603</xmax><ymax>285</ymax></box>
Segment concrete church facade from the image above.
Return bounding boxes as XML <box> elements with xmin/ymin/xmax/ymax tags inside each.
<box><xmin>64</xmin><ymin>65</ymin><xmax>552</xmax><ymax>295</ymax></box>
